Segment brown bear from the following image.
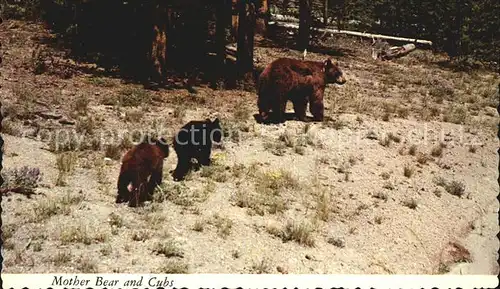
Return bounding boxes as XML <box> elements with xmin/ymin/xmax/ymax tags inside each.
<box><xmin>116</xmin><ymin>137</ymin><xmax>169</xmax><ymax>207</ymax></box>
<box><xmin>257</xmin><ymin>57</ymin><xmax>346</xmax><ymax>123</ymax></box>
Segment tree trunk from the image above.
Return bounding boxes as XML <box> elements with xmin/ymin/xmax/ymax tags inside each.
<box><xmin>236</xmin><ymin>0</ymin><xmax>256</xmax><ymax>77</ymax></box>
<box><xmin>0</xmin><ymin>101</ymin><xmax>4</xmax><ymax>188</ymax></box>
<box><xmin>323</xmin><ymin>0</ymin><xmax>328</xmax><ymax>26</ymax></box>
<box><xmin>150</xmin><ymin>0</ymin><xmax>168</xmax><ymax>83</ymax></box>
<box><xmin>298</xmin><ymin>0</ymin><xmax>312</xmax><ymax>50</ymax></box>
<box><xmin>214</xmin><ymin>0</ymin><xmax>231</xmax><ymax>87</ymax></box>
<box><xmin>256</xmin><ymin>0</ymin><xmax>268</xmax><ymax>35</ymax></box>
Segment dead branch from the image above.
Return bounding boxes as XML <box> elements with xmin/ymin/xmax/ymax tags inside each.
<box><xmin>0</xmin><ymin>187</ymin><xmax>38</xmax><ymax>198</ymax></box>
<box><xmin>270</xmin><ymin>18</ymin><xmax>433</xmax><ymax>46</ymax></box>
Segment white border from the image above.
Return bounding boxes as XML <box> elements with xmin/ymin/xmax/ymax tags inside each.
<box><xmin>1</xmin><ymin>274</ymin><xmax>499</xmax><ymax>289</ymax></box>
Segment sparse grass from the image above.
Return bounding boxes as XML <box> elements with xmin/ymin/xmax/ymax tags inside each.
<box><xmin>372</xmin><ymin>192</ymin><xmax>388</xmax><ymax>201</ymax></box>
<box><xmin>315</xmin><ymin>191</ymin><xmax>332</xmax><ymax>221</ymax></box>
<box><xmin>73</xmin><ymin>95</ymin><xmax>90</xmax><ymax>116</ymax></box>
<box><xmin>323</xmin><ymin>117</ymin><xmax>346</xmax><ymax>130</ymax></box>
<box><xmin>59</xmin><ymin>224</ymin><xmax>108</xmax><ymax>245</ymax></box>
<box><xmin>156</xmin><ymin>182</ymin><xmax>209</xmax><ymax>207</ymax></box>
<box><xmin>100</xmin><ymin>244</ymin><xmax>112</xmax><ymax>256</ymax></box>
<box><xmin>105</xmin><ymin>144</ymin><xmax>122</xmax><ymax>161</ymax></box>
<box><xmin>157</xmin><ymin>260</ymin><xmax>189</xmax><ymax>273</ymax></box>
<box><xmin>379</xmin><ymin>136</ymin><xmax>392</xmax><ymax>147</ymax></box>
<box><xmin>383</xmin><ymin>181</ymin><xmax>395</xmax><ymax>190</ymax></box>
<box><xmin>443</xmin><ymin>105</ymin><xmax>468</xmax><ymax>124</ymax></box>
<box><xmin>446</xmin><ymin>181</ymin><xmax>466</xmax><ymax>197</ymax></box>
<box><xmin>234</xmin><ymin>169</ymin><xmax>297</xmax><ymax>215</ymax></box>
<box><xmin>436</xmin><ymin>262</ymin><xmax>451</xmax><ymax>274</ymax></box>
<box><xmin>153</xmin><ymin>239</ymin><xmax>184</xmax><ymax>258</ymax></box>
<box><xmin>263</xmin><ymin>141</ymin><xmax>287</xmax><ymax>156</ymax></box>
<box><xmin>108</xmin><ymin>212</ymin><xmax>124</xmax><ymax>228</ymax></box>
<box><xmin>387</xmin><ymin>132</ymin><xmax>401</xmax><ymax>143</ymax></box>
<box><xmin>327</xmin><ymin>237</ymin><xmax>345</xmax><ymax>248</ymax></box>
<box><xmin>31</xmin><ymin>191</ymin><xmax>84</xmax><ymax>222</ymax></box>
<box><xmin>200</xmin><ymin>162</ymin><xmax>229</xmax><ymax>183</ymax></box>
<box><xmin>192</xmin><ymin>220</ymin><xmax>205</xmax><ymax>232</ymax></box>
<box><xmin>381</xmin><ymin>172</ymin><xmax>391</xmax><ymax>180</ymax></box>
<box><xmin>468</xmin><ymin>146</ymin><xmax>477</xmax><ymax>153</ymax></box>
<box><xmin>55</xmin><ymin>152</ymin><xmax>77</xmax><ymax>186</ymax></box>
<box><xmin>434</xmin><ymin>177</ymin><xmax>466</xmax><ymax>197</ymax></box>
<box><xmin>281</xmin><ymin>220</ymin><xmax>315</xmax><ymax>247</ymax></box>
<box><xmin>233</xmin><ymin>101</ymin><xmax>251</xmax><ymax>121</ymax></box>
<box><xmin>125</xmin><ymin>109</ymin><xmax>143</xmax><ymax>123</ymax></box>
<box><xmin>211</xmin><ymin>214</ymin><xmax>233</xmax><ymax>239</ymax></box>
<box><xmin>232</xmin><ymin>250</ymin><xmax>241</xmax><ymax>259</ymax></box>
<box><xmin>403</xmin><ymin>164</ymin><xmax>415</xmax><ymax>178</ymax></box>
<box><xmin>431</xmin><ymin>145</ymin><xmax>444</xmax><ymax>157</ymax></box>
<box><xmin>52</xmin><ymin>251</ymin><xmax>72</xmax><ymax>266</ymax></box>
<box><xmin>409</xmin><ymin>145</ymin><xmax>418</xmax><ymax>156</ymax></box>
<box><xmin>131</xmin><ymin>230</ymin><xmax>153</xmax><ymax>242</ymax></box>
<box><xmin>417</xmin><ymin>153</ymin><xmax>432</xmax><ymax>165</ymax></box>
<box><xmin>118</xmin><ymin>87</ymin><xmax>152</xmax><ymax>107</ymax></box>
<box><xmin>1</xmin><ymin>166</ymin><xmax>42</xmax><ymax>192</ymax></box>
<box><xmin>77</xmin><ymin>256</ymin><xmax>98</xmax><ymax>273</ymax></box>
<box><xmin>374</xmin><ymin>216</ymin><xmax>383</xmax><ymax>224</ymax></box>
<box><xmin>32</xmin><ymin>241</ymin><xmax>42</xmax><ymax>252</ymax></box>
<box><xmin>87</xmin><ymin>76</ymin><xmax>114</xmax><ymax>87</ymax></box>
<box><xmin>251</xmin><ymin>258</ymin><xmax>272</xmax><ymax>274</ymax></box>
<box><xmin>402</xmin><ymin>198</ymin><xmax>418</xmax><ymax>209</ymax></box>
<box><xmin>76</xmin><ymin>116</ymin><xmax>96</xmax><ymax>135</ymax></box>
<box><xmin>279</xmin><ymin>131</ymin><xmax>295</xmax><ymax>148</ymax></box>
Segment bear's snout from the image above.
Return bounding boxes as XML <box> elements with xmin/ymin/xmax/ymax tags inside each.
<box><xmin>337</xmin><ymin>75</ymin><xmax>347</xmax><ymax>85</ymax></box>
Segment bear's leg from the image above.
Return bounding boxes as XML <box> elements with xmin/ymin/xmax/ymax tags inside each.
<box><xmin>309</xmin><ymin>88</ymin><xmax>325</xmax><ymax>121</ymax></box>
<box><xmin>147</xmin><ymin>167</ymin><xmax>163</xmax><ymax>201</ymax></box>
<box><xmin>116</xmin><ymin>170</ymin><xmax>132</xmax><ymax>203</ymax></box>
<box><xmin>127</xmin><ymin>178</ymin><xmax>142</xmax><ymax>207</ymax></box>
<box><xmin>257</xmin><ymin>93</ymin><xmax>271</xmax><ymax>122</ymax></box>
<box><xmin>198</xmin><ymin>147</ymin><xmax>212</xmax><ymax>166</ymax></box>
<box><xmin>292</xmin><ymin>97</ymin><xmax>308</xmax><ymax>122</ymax></box>
<box><xmin>271</xmin><ymin>95</ymin><xmax>286</xmax><ymax>124</ymax></box>
<box><xmin>173</xmin><ymin>152</ymin><xmax>191</xmax><ymax>181</ymax></box>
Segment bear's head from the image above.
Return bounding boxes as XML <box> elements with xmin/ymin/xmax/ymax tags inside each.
<box><xmin>155</xmin><ymin>137</ymin><xmax>170</xmax><ymax>158</ymax></box>
<box><xmin>323</xmin><ymin>58</ymin><xmax>346</xmax><ymax>85</ymax></box>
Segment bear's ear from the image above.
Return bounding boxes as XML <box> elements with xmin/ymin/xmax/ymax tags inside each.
<box><xmin>323</xmin><ymin>58</ymin><xmax>332</xmax><ymax>72</ymax></box>
<box><xmin>213</xmin><ymin>117</ymin><xmax>220</xmax><ymax>124</ymax></box>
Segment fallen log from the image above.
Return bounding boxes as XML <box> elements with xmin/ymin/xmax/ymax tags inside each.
<box><xmin>271</xmin><ymin>20</ymin><xmax>433</xmax><ymax>46</ymax></box>
<box><xmin>373</xmin><ymin>43</ymin><xmax>417</xmax><ymax>60</ymax></box>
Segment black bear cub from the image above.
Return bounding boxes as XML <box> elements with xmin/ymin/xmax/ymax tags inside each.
<box><xmin>172</xmin><ymin>118</ymin><xmax>222</xmax><ymax>181</ymax></box>
<box><xmin>116</xmin><ymin>137</ymin><xmax>170</xmax><ymax>207</ymax></box>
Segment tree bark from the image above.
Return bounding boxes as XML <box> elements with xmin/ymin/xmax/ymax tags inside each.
<box><xmin>150</xmin><ymin>0</ymin><xmax>168</xmax><ymax>83</ymax></box>
<box><xmin>256</xmin><ymin>0</ymin><xmax>268</xmax><ymax>35</ymax></box>
<box><xmin>323</xmin><ymin>0</ymin><xmax>329</xmax><ymax>26</ymax></box>
<box><xmin>298</xmin><ymin>0</ymin><xmax>312</xmax><ymax>50</ymax></box>
<box><xmin>214</xmin><ymin>0</ymin><xmax>231</xmax><ymax>87</ymax></box>
<box><xmin>236</xmin><ymin>0</ymin><xmax>256</xmax><ymax>77</ymax></box>
<box><xmin>0</xmin><ymin>101</ymin><xmax>4</xmax><ymax>188</ymax></box>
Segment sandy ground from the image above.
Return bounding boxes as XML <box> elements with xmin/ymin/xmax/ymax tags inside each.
<box><xmin>1</xmin><ymin>20</ymin><xmax>499</xmax><ymax>275</ymax></box>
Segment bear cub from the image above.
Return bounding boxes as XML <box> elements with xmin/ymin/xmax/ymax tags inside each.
<box><xmin>172</xmin><ymin>118</ymin><xmax>222</xmax><ymax>181</ymax></box>
<box><xmin>116</xmin><ymin>137</ymin><xmax>170</xmax><ymax>207</ymax></box>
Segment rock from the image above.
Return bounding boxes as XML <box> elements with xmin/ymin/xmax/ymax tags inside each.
<box><xmin>59</xmin><ymin>119</ymin><xmax>76</xmax><ymax>125</ymax></box>
<box><xmin>276</xmin><ymin>266</ymin><xmax>288</xmax><ymax>274</ymax></box>
<box><xmin>37</xmin><ymin>111</ymin><xmax>62</xmax><ymax>120</ymax></box>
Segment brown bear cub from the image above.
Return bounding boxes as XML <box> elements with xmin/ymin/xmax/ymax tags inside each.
<box><xmin>172</xmin><ymin>118</ymin><xmax>222</xmax><ymax>181</ymax></box>
<box><xmin>257</xmin><ymin>57</ymin><xmax>346</xmax><ymax>123</ymax></box>
<box><xmin>116</xmin><ymin>137</ymin><xmax>169</xmax><ymax>207</ymax></box>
